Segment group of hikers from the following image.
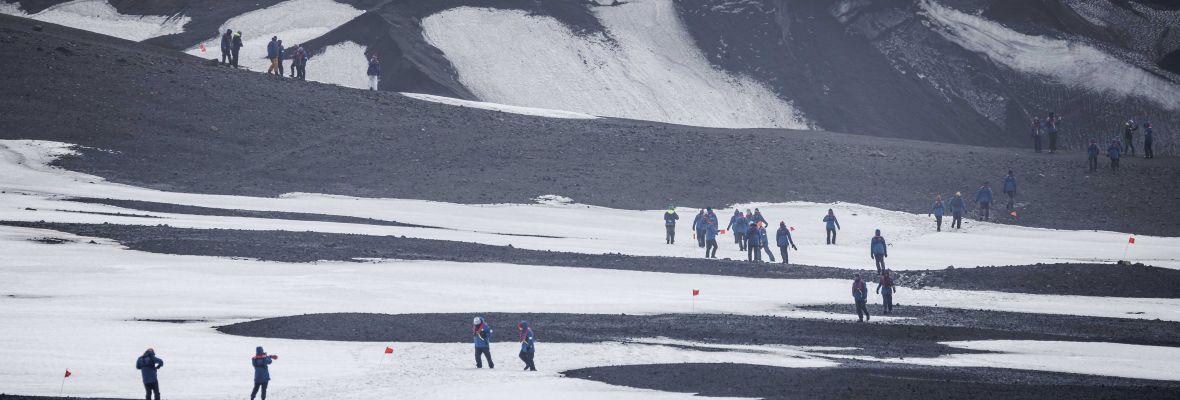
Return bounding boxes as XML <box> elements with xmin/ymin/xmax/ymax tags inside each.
<box><xmin>1029</xmin><ymin>113</ymin><xmax>1159</xmax><ymax>170</ymax></box>
<box><xmin>212</xmin><ymin>29</ymin><xmax>385</xmax><ymax>89</ymax></box>
<box><xmin>130</xmin><ymin>318</ymin><xmax>536</xmax><ymax>399</ymax></box>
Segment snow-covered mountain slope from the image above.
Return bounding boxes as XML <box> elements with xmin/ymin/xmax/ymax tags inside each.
<box><xmin>0</xmin><ymin>0</ymin><xmax>187</xmax><ymax>41</ymax></box>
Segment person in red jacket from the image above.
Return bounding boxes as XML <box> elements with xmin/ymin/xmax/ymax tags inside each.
<box><xmin>852</xmin><ymin>274</ymin><xmax>869</xmax><ymax>322</ymax></box>
<box><xmin>876</xmin><ymin>269</ymin><xmax>896</xmax><ymax>314</ymax></box>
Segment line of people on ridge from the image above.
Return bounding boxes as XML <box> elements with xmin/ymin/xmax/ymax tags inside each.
<box><xmin>1030</xmin><ymin>113</ymin><xmax>1159</xmax><ymax>165</ymax></box>
<box><xmin>130</xmin><ymin>318</ymin><xmax>535</xmax><ymax>399</ymax></box>
<box><xmin>215</xmin><ymin>29</ymin><xmax>310</xmax><ymax>80</ymax></box>
<box><xmin>927</xmin><ymin>170</ymin><xmax>1017</xmax><ymax>231</ymax></box>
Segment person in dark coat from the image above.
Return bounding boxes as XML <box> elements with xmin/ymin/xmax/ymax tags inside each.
<box><xmin>663</xmin><ymin>206</ymin><xmax>679</xmax><ymax>244</ymax></box>
<box><xmin>251</xmin><ymin>346</ymin><xmax>276</xmax><ymax>400</ymax></box>
<box><xmin>704</xmin><ymin>219</ymin><xmax>719</xmax><ymax>259</ymax></box>
<box><xmin>1108</xmin><ymin>138</ymin><xmax>1123</xmax><ymax>172</ymax></box>
<box><xmin>367</xmin><ymin>54</ymin><xmax>381</xmax><ymax>90</ymax></box>
<box><xmin>726</xmin><ymin>210</ymin><xmax>748</xmax><ymax>250</ymax></box>
<box><xmin>1144</xmin><ymin>122</ymin><xmax>1155</xmax><ymax>159</ymax></box>
<box><xmin>822</xmin><ymin>209</ymin><xmax>840</xmax><ymax>245</ymax></box>
<box><xmin>975</xmin><ymin>182</ymin><xmax>993</xmax><ymax>221</ymax></box>
<box><xmin>757</xmin><ymin>223</ymin><xmax>775</xmax><ymax>262</ymax></box>
<box><xmin>1087</xmin><ymin>139</ymin><xmax>1101</xmax><ymax>172</ymax></box>
<box><xmin>1046</xmin><ymin>112</ymin><xmax>1060</xmax><ymax>153</ymax></box>
<box><xmin>745</xmin><ymin>222</ymin><xmax>762</xmax><ymax>262</ymax></box>
<box><xmin>929</xmin><ymin>195</ymin><xmax>945</xmax><ymax>232</ymax></box>
<box><xmin>1123</xmin><ymin>120</ymin><xmax>1138</xmax><ymax>157</ymax></box>
<box><xmin>135</xmin><ymin>348</ymin><xmax>164</xmax><ymax>400</ymax></box>
<box><xmin>775</xmin><ymin>222</ymin><xmax>798</xmax><ymax>265</ymax></box>
<box><xmin>231</xmin><ymin>31</ymin><xmax>243</xmax><ymax>67</ymax></box>
<box><xmin>266</xmin><ymin>36</ymin><xmax>279</xmax><ymax>75</ymax></box>
<box><xmin>876</xmin><ymin>269</ymin><xmax>896</xmax><ymax>314</ymax></box>
<box><xmin>852</xmin><ymin>274</ymin><xmax>870</xmax><ymax>322</ymax></box>
<box><xmin>473</xmin><ymin>316</ymin><xmax>494</xmax><ymax>368</ymax></box>
<box><xmin>1031</xmin><ymin>116</ymin><xmax>1043</xmax><ymax>153</ymax></box>
<box><xmin>1002</xmin><ymin>171</ymin><xmax>1017</xmax><ymax>211</ymax></box>
<box><xmin>870</xmin><ymin>229</ymin><xmax>887</xmax><ymax>275</ymax></box>
<box><xmin>949</xmin><ymin>192</ymin><xmax>965</xmax><ymax>229</ymax></box>
<box><xmin>751</xmin><ymin>208</ymin><xmax>768</xmax><ymax>226</ymax></box>
<box><xmin>291</xmin><ymin>44</ymin><xmax>308</xmax><ymax>79</ymax></box>
<box><xmin>276</xmin><ymin>40</ymin><xmax>285</xmax><ymax>77</ymax></box>
<box><xmin>517</xmin><ymin>321</ymin><xmax>536</xmax><ymax>371</ymax></box>
<box><xmin>220</xmin><ymin>29</ymin><xmax>233</xmax><ymax>64</ymax></box>
<box><xmin>693</xmin><ymin>210</ymin><xmax>707</xmax><ymax>248</ymax></box>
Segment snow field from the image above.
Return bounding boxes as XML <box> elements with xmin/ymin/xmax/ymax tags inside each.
<box><xmin>0</xmin><ymin>0</ymin><xmax>189</xmax><ymax>42</ymax></box>
<box><xmin>420</xmin><ymin>1</ymin><xmax>810</xmax><ymax>129</ymax></box>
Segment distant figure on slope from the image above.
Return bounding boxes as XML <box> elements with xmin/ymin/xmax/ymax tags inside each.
<box><xmin>704</xmin><ymin>218</ymin><xmax>719</xmax><ymax>258</ymax></box>
<box><xmin>1087</xmin><ymin>139</ymin><xmax>1101</xmax><ymax>172</ymax></box>
<box><xmin>473</xmin><ymin>316</ymin><xmax>494</xmax><ymax>369</ymax></box>
<box><xmin>823</xmin><ymin>209</ymin><xmax>841</xmax><ymax>245</ymax></box>
<box><xmin>1123</xmin><ymin>120</ymin><xmax>1138</xmax><ymax>157</ymax></box>
<box><xmin>876</xmin><ymin>269</ymin><xmax>896</xmax><ymax>314</ymax></box>
<box><xmin>949</xmin><ymin>192</ymin><xmax>966</xmax><ymax>229</ymax></box>
<box><xmin>266</xmin><ymin>36</ymin><xmax>280</xmax><ymax>75</ymax></box>
<box><xmin>870</xmin><ymin>229</ymin><xmax>887</xmax><ymax>275</ymax></box>
<box><xmin>1144</xmin><ymin>122</ymin><xmax>1155</xmax><ymax>159</ymax></box>
<box><xmin>726</xmin><ymin>210</ymin><xmax>748</xmax><ymax>251</ymax></box>
<box><xmin>776</xmin><ymin>221</ymin><xmax>797</xmax><ymax>265</ymax></box>
<box><xmin>250</xmin><ymin>346</ymin><xmax>277</xmax><ymax>400</ymax></box>
<box><xmin>135</xmin><ymin>348</ymin><xmax>164</xmax><ymax>400</ymax></box>
<box><xmin>1046</xmin><ymin>112</ymin><xmax>1060</xmax><ymax>153</ymax></box>
<box><xmin>231</xmin><ymin>31</ymin><xmax>243</xmax><ymax>68</ymax></box>
<box><xmin>220</xmin><ymin>28</ymin><xmax>233</xmax><ymax>65</ymax></box>
<box><xmin>1031</xmin><ymin>116</ymin><xmax>1044</xmax><ymax>153</ymax></box>
<box><xmin>1108</xmin><ymin>138</ymin><xmax>1123</xmax><ymax>172</ymax></box>
<box><xmin>852</xmin><ymin>274</ymin><xmax>870</xmax><ymax>322</ymax></box>
<box><xmin>1002</xmin><ymin>171</ymin><xmax>1017</xmax><ymax>211</ymax></box>
<box><xmin>929</xmin><ymin>195</ymin><xmax>945</xmax><ymax>232</ymax></box>
<box><xmin>517</xmin><ymin>321</ymin><xmax>536</xmax><ymax>371</ymax></box>
<box><xmin>745</xmin><ymin>222</ymin><xmax>762</xmax><ymax>262</ymax></box>
<box><xmin>663</xmin><ymin>206</ymin><xmax>679</xmax><ymax>244</ymax></box>
<box><xmin>276</xmin><ymin>40</ymin><xmax>286</xmax><ymax>77</ymax></box>
<box><xmin>367</xmin><ymin>54</ymin><xmax>381</xmax><ymax>90</ymax></box>
<box><xmin>975</xmin><ymin>182</ymin><xmax>993</xmax><ymax>221</ymax></box>
<box><xmin>758</xmin><ymin>222</ymin><xmax>775</xmax><ymax>262</ymax></box>
<box><xmin>693</xmin><ymin>209</ymin><xmax>707</xmax><ymax>248</ymax></box>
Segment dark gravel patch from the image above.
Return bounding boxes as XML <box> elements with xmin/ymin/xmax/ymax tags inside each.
<box><xmin>2</xmin><ymin>14</ymin><xmax>1179</xmax><ymax>236</ymax></box>
<box><xmin>896</xmin><ymin>263</ymin><xmax>1180</xmax><ymax>298</ymax></box>
<box><xmin>67</xmin><ymin>198</ymin><xmax>433</xmax><ymax>228</ymax></box>
<box><xmin>0</xmin><ymin>395</ymin><xmax>130</xmax><ymax>400</ymax></box>
<box><xmin>563</xmin><ymin>362</ymin><xmax>1180</xmax><ymax>400</ymax></box>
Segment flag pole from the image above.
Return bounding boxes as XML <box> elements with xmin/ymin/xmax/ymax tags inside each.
<box><xmin>59</xmin><ymin>376</ymin><xmax>65</xmax><ymax>396</ymax></box>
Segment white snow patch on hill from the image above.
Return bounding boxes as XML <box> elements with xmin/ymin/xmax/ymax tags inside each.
<box><xmin>420</xmin><ymin>1</ymin><xmax>809</xmax><ymax>129</ymax></box>
<box><xmin>920</xmin><ymin>0</ymin><xmax>1180</xmax><ymax>110</ymax></box>
<box><xmin>305</xmin><ymin>40</ymin><xmax>370</xmax><ymax>88</ymax></box>
<box><xmin>402</xmin><ymin>93</ymin><xmax>599</xmax><ymax>120</ymax></box>
<box><xmin>0</xmin><ymin>0</ymin><xmax>189</xmax><ymax>42</ymax></box>
<box><xmin>183</xmin><ymin>0</ymin><xmax>363</xmax><ymax>73</ymax></box>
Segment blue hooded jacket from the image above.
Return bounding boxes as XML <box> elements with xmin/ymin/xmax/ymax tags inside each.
<box><xmin>1088</xmin><ymin>143</ymin><xmax>1100</xmax><ymax>157</ymax></box>
<box><xmin>367</xmin><ymin>57</ymin><xmax>381</xmax><ymax>76</ymax></box>
<box><xmin>135</xmin><ymin>349</ymin><xmax>163</xmax><ymax>384</ymax></box>
<box><xmin>473</xmin><ymin>319</ymin><xmax>493</xmax><ymax>348</ymax></box>
<box><xmin>823</xmin><ymin>211</ymin><xmax>840</xmax><ymax>230</ymax></box>
<box><xmin>975</xmin><ymin>186</ymin><xmax>993</xmax><ymax>204</ymax></box>
<box><xmin>1003</xmin><ymin>175</ymin><xmax>1016</xmax><ymax>193</ymax></box>
<box><xmin>518</xmin><ymin>321</ymin><xmax>535</xmax><ymax>353</ymax></box>
<box><xmin>751</xmin><ymin>210</ymin><xmax>768</xmax><ymax>226</ymax></box>
<box><xmin>870</xmin><ymin>230</ymin><xmax>887</xmax><ymax>256</ymax></box>
<box><xmin>1145</xmin><ymin>126</ymin><xmax>1154</xmax><ymax>143</ymax></box>
<box><xmin>930</xmin><ymin>200</ymin><xmax>945</xmax><ymax>217</ymax></box>
<box><xmin>744</xmin><ymin>223</ymin><xmax>762</xmax><ymax>247</ymax></box>
<box><xmin>692</xmin><ymin>212</ymin><xmax>705</xmax><ymax>232</ymax></box>
<box><xmin>775</xmin><ymin>225</ymin><xmax>794</xmax><ymax>247</ymax></box>
<box><xmin>252</xmin><ymin>346</ymin><xmax>272</xmax><ymax>383</ymax></box>
<box><xmin>727</xmin><ymin>212</ymin><xmax>749</xmax><ymax>234</ymax></box>
<box><xmin>852</xmin><ymin>279</ymin><xmax>867</xmax><ymax>301</ymax></box>
<box><xmin>757</xmin><ymin>226</ymin><xmax>769</xmax><ymax>246</ymax></box>
<box><xmin>1108</xmin><ymin>141</ymin><xmax>1122</xmax><ymax>159</ymax></box>
<box><xmin>705</xmin><ymin>222</ymin><xmax>718</xmax><ymax>241</ymax></box>
<box><xmin>949</xmin><ymin>197</ymin><xmax>966</xmax><ymax>213</ymax></box>
<box><xmin>266</xmin><ymin>38</ymin><xmax>278</xmax><ymax>59</ymax></box>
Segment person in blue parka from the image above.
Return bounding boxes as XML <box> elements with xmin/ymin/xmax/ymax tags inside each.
<box><xmin>692</xmin><ymin>210</ymin><xmax>706</xmax><ymax>248</ymax></box>
<box><xmin>664</xmin><ymin>206</ymin><xmax>679</xmax><ymax>244</ymax></box>
<box><xmin>929</xmin><ymin>195</ymin><xmax>946</xmax><ymax>232</ymax></box>
<box><xmin>251</xmin><ymin>346</ymin><xmax>276</xmax><ymax>400</ymax></box>
<box><xmin>704</xmin><ymin>219</ymin><xmax>719</xmax><ymax>259</ymax></box>
<box><xmin>1002</xmin><ymin>171</ymin><xmax>1017</xmax><ymax>211</ymax></box>
<box><xmin>745</xmin><ymin>222</ymin><xmax>762</xmax><ymax>262</ymax></box>
<box><xmin>1108</xmin><ymin>138</ymin><xmax>1123</xmax><ymax>172</ymax></box>
<box><xmin>870</xmin><ymin>229</ymin><xmax>887</xmax><ymax>275</ymax></box>
<box><xmin>975</xmin><ymin>182</ymin><xmax>993</xmax><ymax>221</ymax></box>
<box><xmin>852</xmin><ymin>274</ymin><xmax>870</xmax><ymax>322</ymax></box>
<box><xmin>751</xmin><ymin>208</ymin><xmax>768</xmax><ymax>226</ymax></box>
<box><xmin>775</xmin><ymin>222</ymin><xmax>798</xmax><ymax>265</ymax></box>
<box><xmin>1087</xmin><ymin>139</ymin><xmax>1101</xmax><ymax>172</ymax></box>
<box><xmin>823</xmin><ymin>209</ymin><xmax>840</xmax><ymax>245</ymax></box>
<box><xmin>758</xmin><ymin>223</ymin><xmax>775</xmax><ymax>262</ymax></box>
<box><xmin>518</xmin><ymin>321</ymin><xmax>536</xmax><ymax>371</ymax></box>
<box><xmin>367</xmin><ymin>54</ymin><xmax>381</xmax><ymax>90</ymax></box>
<box><xmin>220</xmin><ymin>29</ymin><xmax>233</xmax><ymax>64</ymax></box>
<box><xmin>265</xmin><ymin>36</ymin><xmax>279</xmax><ymax>75</ymax></box>
<box><xmin>473</xmin><ymin>316</ymin><xmax>494</xmax><ymax>369</ymax></box>
<box><xmin>876</xmin><ymin>269</ymin><xmax>896</xmax><ymax>314</ymax></box>
<box><xmin>136</xmin><ymin>348</ymin><xmax>164</xmax><ymax>400</ymax></box>
<box><xmin>726</xmin><ymin>210</ymin><xmax>748</xmax><ymax>250</ymax></box>
<box><xmin>949</xmin><ymin>192</ymin><xmax>966</xmax><ymax>229</ymax></box>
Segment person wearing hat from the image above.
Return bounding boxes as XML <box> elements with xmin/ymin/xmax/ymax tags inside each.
<box><xmin>250</xmin><ymin>346</ymin><xmax>277</xmax><ymax>400</ymax></box>
<box><xmin>135</xmin><ymin>348</ymin><xmax>164</xmax><ymax>400</ymax></box>
<box><xmin>1144</xmin><ymin>122</ymin><xmax>1155</xmax><ymax>159</ymax></box>
<box><xmin>1002</xmin><ymin>171</ymin><xmax>1017</xmax><ymax>211</ymax></box>
<box><xmin>231</xmin><ymin>31</ymin><xmax>243</xmax><ymax>67</ymax></box>
<box><xmin>473</xmin><ymin>316</ymin><xmax>494</xmax><ymax>368</ymax></box>
<box><xmin>751</xmin><ymin>208</ymin><xmax>768</xmax><ymax>227</ymax></box>
<box><xmin>975</xmin><ymin>181</ymin><xmax>993</xmax><ymax>221</ymax></box>
<box><xmin>517</xmin><ymin>321</ymin><xmax>536</xmax><ymax>371</ymax></box>
<box><xmin>775</xmin><ymin>221</ymin><xmax>797</xmax><ymax>265</ymax></box>
<box><xmin>852</xmin><ymin>274</ymin><xmax>870</xmax><ymax>322</ymax></box>
<box><xmin>692</xmin><ymin>209</ymin><xmax>707</xmax><ymax>248</ymax></box>
<box><xmin>1087</xmin><ymin>139</ymin><xmax>1101</xmax><ymax>172</ymax></box>
<box><xmin>822</xmin><ymin>209</ymin><xmax>840</xmax><ymax>245</ymax></box>
<box><xmin>870</xmin><ymin>229</ymin><xmax>888</xmax><ymax>275</ymax></box>
<box><xmin>663</xmin><ymin>206</ymin><xmax>679</xmax><ymax>244</ymax></box>
<box><xmin>367</xmin><ymin>54</ymin><xmax>381</xmax><ymax>90</ymax></box>
<box><xmin>704</xmin><ymin>218</ymin><xmax>719</xmax><ymax>258</ymax></box>
<box><xmin>726</xmin><ymin>210</ymin><xmax>748</xmax><ymax>250</ymax></box>
<box><xmin>929</xmin><ymin>195</ymin><xmax>945</xmax><ymax>232</ymax></box>
<box><xmin>1123</xmin><ymin>120</ymin><xmax>1138</xmax><ymax>157</ymax></box>
<box><xmin>949</xmin><ymin>192</ymin><xmax>965</xmax><ymax>229</ymax></box>
<box><xmin>220</xmin><ymin>28</ymin><xmax>233</xmax><ymax>64</ymax></box>
<box><xmin>1108</xmin><ymin>137</ymin><xmax>1123</xmax><ymax>172</ymax></box>
<box><xmin>876</xmin><ymin>269</ymin><xmax>897</xmax><ymax>314</ymax></box>
<box><xmin>745</xmin><ymin>222</ymin><xmax>762</xmax><ymax>262</ymax></box>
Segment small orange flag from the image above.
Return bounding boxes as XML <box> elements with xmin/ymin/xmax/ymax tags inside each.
<box><xmin>789</xmin><ymin>226</ymin><xmax>796</xmax><ymax>231</ymax></box>
<box><xmin>64</xmin><ymin>369</ymin><xmax>71</xmax><ymax>378</ymax></box>
<box><xmin>719</xmin><ymin>229</ymin><xmax>726</xmax><ymax>235</ymax></box>
<box><xmin>1128</xmin><ymin>236</ymin><xmax>1136</xmax><ymax>244</ymax></box>
<box><xmin>692</xmin><ymin>289</ymin><xmax>700</xmax><ymax>296</ymax></box>
<box><xmin>1010</xmin><ymin>211</ymin><xmax>1018</xmax><ymax>217</ymax></box>
<box><xmin>384</xmin><ymin>346</ymin><xmax>394</xmax><ymax>354</ymax></box>
<box><xmin>199</xmin><ymin>43</ymin><xmax>206</xmax><ymax>53</ymax></box>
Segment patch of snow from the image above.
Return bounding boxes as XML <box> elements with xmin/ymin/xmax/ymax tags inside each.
<box><xmin>920</xmin><ymin>0</ymin><xmax>1180</xmax><ymax>110</ymax></box>
<box><xmin>401</xmin><ymin>93</ymin><xmax>598</xmax><ymax>120</ymax></box>
<box><xmin>304</xmin><ymin>40</ymin><xmax>370</xmax><ymax>89</ymax></box>
<box><xmin>0</xmin><ymin>0</ymin><xmax>189</xmax><ymax>42</ymax></box>
<box><xmin>534</xmin><ymin>194</ymin><xmax>575</xmax><ymax>205</ymax></box>
<box><xmin>420</xmin><ymin>1</ymin><xmax>809</xmax><ymax>129</ymax></box>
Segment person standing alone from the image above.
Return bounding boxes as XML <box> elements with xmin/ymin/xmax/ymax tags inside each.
<box><xmin>949</xmin><ymin>192</ymin><xmax>965</xmax><ymax>229</ymax></box>
<box><xmin>219</xmin><ymin>29</ymin><xmax>233</xmax><ymax>65</ymax></box>
<box><xmin>1002</xmin><ymin>171</ymin><xmax>1017</xmax><ymax>211</ymax></box>
<box><xmin>473</xmin><ymin>316</ymin><xmax>494</xmax><ymax>369</ymax></box>
<box><xmin>1144</xmin><ymin>122</ymin><xmax>1155</xmax><ymax>159</ymax></box>
<box><xmin>929</xmin><ymin>195</ymin><xmax>945</xmax><ymax>232</ymax></box>
<box><xmin>704</xmin><ymin>219</ymin><xmax>719</xmax><ymax>259</ymax></box>
<box><xmin>1031</xmin><ymin>116</ymin><xmax>1044</xmax><ymax>153</ymax></box>
<box><xmin>135</xmin><ymin>348</ymin><xmax>164</xmax><ymax>400</ymax></box>
<box><xmin>231</xmin><ymin>31</ymin><xmax>243</xmax><ymax>68</ymax></box>
<box><xmin>776</xmin><ymin>221</ymin><xmax>797</xmax><ymax>265</ymax></box>
<box><xmin>975</xmin><ymin>182</ymin><xmax>993</xmax><ymax>221</ymax></box>
<box><xmin>870</xmin><ymin>229</ymin><xmax>887</xmax><ymax>275</ymax></box>
<box><xmin>663</xmin><ymin>206</ymin><xmax>679</xmax><ymax>244</ymax></box>
<box><xmin>823</xmin><ymin>209</ymin><xmax>840</xmax><ymax>245</ymax></box>
<box><xmin>517</xmin><ymin>321</ymin><xmax>536</xmax><ymax>371</ymax></box>
<box><xmin>1108</xmin><ymin>138</ymin><xmax>1123</xmax><ymax>172</ymax></box>
<box><xmin>876</xmin><ymin>269</ymin><xmax>896</xmax><ymax>314</ymax></box>
<box><xmin>367</xmin><ymin>54</ymin><xmax>381</xmax><ymax>90</ymax></box>
<box><xmin>1087</xmin><ymin>139</ymin><xmax>1100</xmax><ymax>172</ymax></box>
<box><xmin>693</xmin><ymin>209</ymin><xmax>707</xmax><ymax>248</ymax></box>
<box><xmin>1123</xmin><ymin>120</ymin><xmax>1138</xmax><ymax>157</ymax></box>
<box><xmin>250</xmin><ymin>346</ymin><xmax>277</xmax><ymax>400</ymax></box>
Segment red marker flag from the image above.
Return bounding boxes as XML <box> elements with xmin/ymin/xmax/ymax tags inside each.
<box><xmin>199</xmin><ymin>43</ymin><xmax>206</xmax><ymax>53</ymax></box>
<box><xmin>692</xmin><ymin>289</ymin><xmax>700</xmax><ymax>296</ymax></box>
<box><xmin>1128</xmin><ymin>236</ymin><xmax>1136</xmax><ymax>244</ymax></box>
<box><xmin>1010</xmin><ymin>211</ymin><xmax>1018</xmax><ymax>217</ymax></box>
<box><xmin>64</xmin><ymin>370</ymin><xmax>71</xmax><ymax>378</ymax></box>
<box><xmin>384</xmin><ymin>346</ymin><xmax>394</xmax><ymax>354</ymax></box>
<box><xmin>789</xmin><ymin>226</ymin><xmax>796</xmax><ymax>231</ymax></box>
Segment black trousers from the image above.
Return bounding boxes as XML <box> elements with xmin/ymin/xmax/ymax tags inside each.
<box><xmin>874</xmin><ymin>254</ymin><xmax>885</xmax><ymax>274</ymax></box>
<box><xmin>705</xmin><ymin>239</ymin><xmax>718</xmax><ymax>258</ymax></box>
<box><xmin>1033</xmin><ymin>135</ymin><xmax>1042</xmax><ymax>153</ymax></box>
<box><xmin>1004</xmin><ymin>191</ymin><xmax>1015</xmax><ymax>210</ymax></box>
<box><xmin>934</xmin><ymin>215</ymin><xmax>943</xmax><ymax>231</ymax></box>
<box><xmin>519</xmin><ymin>351</ymin><xmax>536</xmax><ymax>371</ymax></box>
<box><xmin>143</xmin><ymin>382</ymin><xmax>160</xmax><ymax>400</ymax></box>
<box><xmin>1145</xmin><ymin>140</ymin><xmax>1154</xmax><ymax>158</ymax></box>
<box><xmin>735</xmin><ymin>232</ymin><xmax>746</xmax><ymax>250</ymax></box>
<box><xmin>952</xmin><ymin>212</ymin><xmax>962</xmax><ymax>229</ymax></box>
<box><xmin>231</xmin><ymin>48</ymin><xmax>240</xmax><ymax>67</ymax></box>
<box><xmin>826</xmin><ymin>228</ymin><xmax>836</xmax><ymax>244</ymax></box>
<box><xmin>278</xmin><ymin>59</ymin><xmax>284</xmax><ymax>76</ymax></box>
<box><xmin>1125</xmin><ymin>135</ymin><xmax>1135</xmax><ymax>156</ymax></box>
<box><xmin>221</xmin><ymin>48</ymin><xmax>230</xmax><ymax>64</ymax></box>
<box><xmin>250</xmin><ymin>382</ymin><xmax>268</xmax><ymax>400</ymax></box>
<box><xmin>475</xmin><ymin>347</ymin><xmax>494</xmax><ymax>368</ymax></box>
<box><xmin>297</xmin><ymin>63</ymin><xmax>306</xmax><ymax>80</ymax></box>
<box><xmin>1111</xmin><ymin>158</ymin><xmax>1120</xmax><ymax>171</ymax></box>
<box><xmin>1088</xmin><ymin>156</ymin><xmax>1098</xmax><ymax>171</ymax></box>
<box><xmin>747</xmin><ymin>245</ymin><xmax>761</xmax><ymax>261</ymax></box>
<box><xmin>1048</xmin><ymin>132</ymin><xmax>1058</xmax><ymax>152</ymax></box>
<box><xmin>881</xmin><ymin>290</ymin><xmax>893</xmax><ymax>313</ymax></box>
<box><xmin>855</xmin><ymin>300</ymin><xmax>870</xmax><ymax>321</ymax></box>
<box><xmin>978</xmin><ymin>202</ymin><xmax>990</xmax><ymax>221</ymax></box>
<box><xmin>696</xmin><ymin>229</ymin><xmax>706</xmax><ymax>247</ymax></box>
<box><xmin>665</xmin><ymin>225</ymin><xmax>675</xmax><ymax>244</ymax></box>
<box><xmin>779</xmin><ymin>245</ymin><xmax>790</xmax><ymax>264</ymax></box>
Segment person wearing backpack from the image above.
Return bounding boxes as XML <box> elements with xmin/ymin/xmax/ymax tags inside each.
<box><xmin>135</xmin><ymin>348</ymin><xmax>164</xmax><ymax>400</ymax></box>
<box><xmin>876</xmin><ymin>269</ymin><xmax>897</xmax><ymax>314</ymax></box>
<box><xmin>663</xmin><ymin>206</ymin><xmax>679</xmax><ymax>244</ymax></box>
<box><xmin>822</xmin><ymin>209</ymin><xmax>840</xmax><ymax>245</ymax></box>
<box><xmin>975</xmin><ymin>182</ymin><xmax>993</xmax><ymax>221</ymax></box>
<box><xmin>775</xmin><ymin>221</ymin><xmax>798</xmax><ymax>265</ymax></box>
<box><xmin>852</xmin><ymin>274</ymin><xmax>870</xmax><ymax>322</ymax></box>
<box><xmin>473</xmin><ymin>316</ymin><xmax>494</xmax><ymax>369</ymax></box>
<box><xmin>1002</xmin><ymin>171</ymin><xmax>1017</xmax><ymax>211</ymax></box>
<box><xmin>949</xmin><ymin>192</ymin><xmax>965</xmax><ymax>229</ymax></box>
<box><xmin>266</xmin><ymin>36</ymin><xmax>280</xmax><ymax>75</ymax></box>
<box><xmin>726</xmin><ymin>210</ymin><xmax>748</xmax><ymax>250</ymax></box>
<box><xmin>517</xmin><ymin>320</ymin><xmax>536</xmax><ymax>371</ymax></box>
<box><xmin>870</xmin><ymin>229</ymin><xmax>887</xmax><ymax>275</ymax></box>
<box><xmin>250</xmin><ymin>346</ymin><xmax>277</xmax><ymax>400</ymax></box>
<box><xmin>929</xmin><ymin>195</ymin><xmax>946</xmax><ymax>232</ymax></box>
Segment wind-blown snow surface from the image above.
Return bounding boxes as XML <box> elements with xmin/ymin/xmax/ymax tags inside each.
<box><xmin>920</xmin><ymin>0</ymin><xmax>1180</xmax><ymax>110</ymax></box>
<box><xmin>0</xmin><ymin>0</ymin><xmax>188</xmax><ymax>42</ymax></box>
<box><xmin>0</xmin><ymin>140</ymin><xmax>1177</xmax><ymax>270</ymax></box>
<box><xmin>303</xmin><ymin>40</ymin><xmax>370</xmax><ymax>89</ymax></box>
<box><xmin>183</xmin><ymin>0</ymin><xmax>363</xmax><ymax>73</ymax></box>
<box><xmin>420</xmin><ymin>1</ymin><xmax>809</xmax><ymax>129</ymax></box>
<box><xmin>402</xmin><ymin>93</ymin><xmax>598</xmax><ymax>120</ymax></box>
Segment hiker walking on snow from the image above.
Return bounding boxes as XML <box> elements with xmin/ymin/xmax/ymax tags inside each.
<box><xmin>776</xmin><ymin>222</ymin><xmax>797</xmax><ymax>265</ymax></box>
<box><xmin>1046</xmin><ymin>112</ymin><xmax>1060</xmax><ymax>153</ymax></box>
<box><xmin>1144</xmin><ymin>122</ymin><xmax>1155</xmax><ymax>159</ymax></box>
<box><xmin>823</xmin><ymin>209</ymin><xmax>841</xmax><ymax>245</ymax></box>
<box><xmin>949</xmin><ymin>192</ymin><xmax>965</xmax><ymax>229</ymax></box>
<box><xmin>975</xmin><ymin>182</ymin><xmax>993</xmax><ymax>221</ymax></box>
<box><xmin>135</xmin><ymin>348</ymin><xmax>164</xmax><ymax>400</ymax></box>
<box><xmin>726</xmin><ymin>210</ymin><xmax>748</xmax><ymax>251</ymax></box>
<box><xmin>1087</xmin><ymin>139</ymin><xmax>1100</xmax><ymax>172</ymax></box>
<box><xmin>693</xmin><ymin>210</ymin><xmax>707</xmax><ymax>248</ymax></box>
<box><xmin>1031</xmin><ymin>116</ymin><xmax>1044</xmax><ymax>153</ymax></box>
<box><xmin>1108</xmin><ymin>138</ymin><xmax>1123</xmax><ymax>172</ymax></box>
<box><xmin>929</xmin><ymin>195</ymin><xmax>945</xmax><ymax>232</ymax></box>
<box><xmin>518</xmin><ymin>321</ymin><xmax>536</xmax><ymax>371</ymax></box>
<box><xmin>704</xmin><ymin>218</ymin><xmax>719</xmax><ymax>259</ymax></box>
<box><xmin>1002</xmin><ymin>171</ymin><xmax>1017</xmax><ymax>211</ymax></box>
<box><xmin>231</xmin><ymin>31</ymin><xmax>243</xmax><ymax>68</ymax></box>
<box><xmin>758</xmin><ymin>222</ymin><xmax>775</xmax><ymax>262</ymax></box>
<box><xmin>870</xmin><ymin>229</ymin><xmax>887</xmax><ymax>275</ymax></box>
<box><xmin>852</xmin><ymin>274</ymin><xmax>870</xmax><ymax>322</ymax></box>
<box><xmin>1123</xmin><ymin>120</ymin><xmax>1138</xmax><ymax>157</ymax></box>
<box><xmin>663</xmin><ymin>206</ymin><xmax>679</xmax><ymax>244</ymax></box>
<box><xmin>876</xmin><ymin>269</ymin><xmax>896</xmax><ymax>314</ymax></box>
<box><xmin>220</xmin><ymin>29</ymin><xmax>233</xmax><ymax>65</ymax></box>
<box><xmin>266</xmin><ymin>36</ymin><xmax>280</xmax><ymax>75</ymax></box>
<box><xmin>367</xmin><ymin>54</ymin><xmax>381</xmax><ymax>90</ymax></box>
<box><xmin>745</xmin><ymin>222</ymin><xmax>763</xmax><ymax>262</ymax></box>
<box><xmin>473</xmin><ymin>316</ymin><xmax>494</xmax><ymax>369</ymax></box>
<box><xmin>250</xmin><ymin>346</ymin><xmax>277</xmax><ymax>400</ymax></box>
